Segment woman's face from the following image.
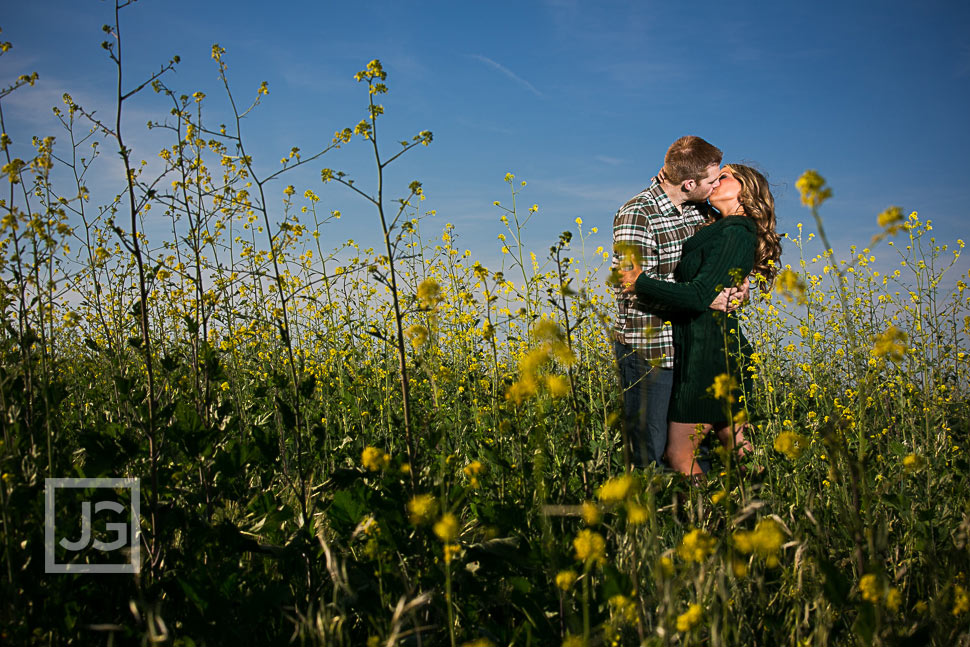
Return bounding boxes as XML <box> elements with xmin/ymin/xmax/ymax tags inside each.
<box><xmin>710</xmin><ymin>168</ymin><xmax>743</xmax><ymax>215</ymax></box>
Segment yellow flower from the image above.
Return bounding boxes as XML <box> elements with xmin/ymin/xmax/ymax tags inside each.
<box><xmin>677</xmin><ymin>528</ymin><xmax>715</xmax><ymax>563</ymax></box>
<box><xmin>461</xmin><ymin>639</ymin><xmax>494</xmax><ymax>647</ymax></box>
<box><xmin>658</xmin><ymin>556</ymin><xmax>675</xmax><ymax>578</ymax></box>
<box><xmin>860</xmin><ymin>574</ymin><xmax>881</xmax><ymax>603</ymax></box>
<box><xmin>519</xmin><ymin>348</ymin><xmax>549</xmax><ymax>375</ymax></box>
<box><xmin>462</xmin><ymin>460</ymin><xmax>483</xmax><ymax>488</ymax></box>
<box><xmin>417</xmin><ymin>278</ymin><xmax>443</xmax><ymax>308</ymax></box>
<box><xmin>711</xmin><ymin>373</ymin><xmax>737</xmax><ymax>402</ymax></box>
<box><xmin>356</xmin><ymin>515</ymin><xmax>380</xmax><ymax>537</ymax></box>
<box><xmin>532</xmin><ymin>319</ymin><xmax>564</xmax><ymax>343</ymax></box>
<box><xmin>795</xmin><ymin>170</ymin><xmax>832</xmax><ymax>208</ymax></box>
<box><xmin>733</xmin><ymin>519</ymin><xmax>785</xmax><ymax>567</ymax></box>
<box><xmin>443</xmin><ymin>542</ymin><xmax>461</xmax><ymax>564</ymax></box>
<box><xmin>902</xmin><ymin>453</ymin><xmax>923</xmax><ymax>473</ymax></box>
<box><xmin>626</xmin><ymin>502</ymin><xmax>649</xmax><ymax>526</ymax></box>
<box><xmin>886</xmin><ymin>587</ymin><xmax>901</xmax><ymax>612</ymax></box>
<box><xmin>555</xmin><ymin>569</ymin><xmax>578</xmax><ymax>591</ymax></box>
<box><xmin>871</xmin><ymin>326</ymin><xmax>907</xmax><ymax>361</ymax></box>
<box><xmin>361</xmin><ymin>446</ymin><xmax>390</xmax><ymax>471</ymax></box>
<box><xmin>545</xmin><ymin>374</ymin><xmax>570</xmax><ymax>398</ymax></box>
<box><xmin>581</xmin><ymin>502</ymin><xmax>601</xmax><ymax>526</ymax></box>
<box><xmin>608</xmin><ymin>594</ymin><xmax>637</xmax><ymax>624</ymax></box>
<box><xmin>774</xmin><ymin>268</ymin><xmax>807</xmax><ymax>304</ymax></box>
<box><xmin>675</xmin><ymin>603</ymin><xmax>702</xmax><ymax>632</ymax></box>
<box><xmin>954</xmin><ymin>584</ymin><xmax>969</xmax><ymax>616</ymax></box>
<box><xmin>404</xmin><ymin>324</ymin><xmax>429</xmax><ymax>348</ymax></box>
<box><xmin>877</xmin><ymin>205</ymin><xmax>904</xmax><ymax>230</ymax></box>
<box><xmin>773</xmin><ymin>431</ymin><xmax>808</xmax><ymax>460</ymax></box>
<box><xmin>433</xmin><ymin>513</ymin><xmax>459</xmax><ymax>542</ymax></box>
<box><xmin>597</xmin><ymin>474</ymin><xmax>635</xmax><ymax>502</ymax></box>
<box><xmin>505</xmin><ymin>376</ymin><xmax>538</xmax><ymax>405</ymax></box>
<box><xmin>573</xmin><ymin>529</ymin><xmax>606</xmax><ymax>566</ymax></box>
<box><xmin>407</xmin><ymin>494</ymin><xmax>436</xmax><ymax>524</ymax></box>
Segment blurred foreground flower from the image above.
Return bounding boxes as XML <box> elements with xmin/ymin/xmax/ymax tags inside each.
<box><xmin>902</xmin><ymin>453</ymin><xmax>924</xmax><ymax>473</ymax></box>
<box><xmin>795</xmin><ymin>170</ymin><xmax>832</xmax><ymax>208</ymax></box>
<box><xmin>954</xmin><ymin>584</ymin><xmax>969</xmax><ymax>616</ymax></box>
<box><xmin>597</xmin><ymin>473</ymin><xmax>635</xmax><ymax>502</ymax></box>
<box><xmin>407</xmin><ymin>494</ymin><xmax>436</xmax><ymax>524</ymax></box>
<box><xmin>733</xmin><ymin>518</ymin><xmax>785</xmax><ymax>568</ymax></box>
<box><xmin>677</xmin><ymin>528</ymin><xmax>715</xmax><ymax>563</ymax></box>
<box><xmin>710</xmin><ymin>373</ymin><xmax>738</xmax><ymax>403</ymax></box>
<box><xmin>581</xmin><ymin>502</ymin><xmax>602</xmax><ymax>526</ymax></box>
<box><xmin>774</xmin><ymin>268</ymin><xmax>807</xmax><ymax>304</ymax></box>
<box><xmin>773</xmin><ymin>431</ymin><xmax>808</xmax><ymax>460</ymax></box>
<box><xmin>573</xmin><ymin>529</ymin><xmax>606</xmax><ymax>566</ymax></box>
<box><xmin>555</xmin><ymin>570</ymin><xmax>578</xmax><ymax>591</ymax></box>
<box><xmin>361</xmin><ymin>446</ymin><xmax>390</xmax><ymax>471</ymax></box>
<box><xmin>871</xmin><ymin>325</ymin><xmax>908</xmax><ymax>361</ymax></box>
<box><xmin>676</xmin><ymin>603</ymin><xmax>702</xmax><ymax>632</ymax></box>
<box><xmin>433</xmin><ymin>513</ymin><xmax>459</xmax><ymax>542</ymax></box>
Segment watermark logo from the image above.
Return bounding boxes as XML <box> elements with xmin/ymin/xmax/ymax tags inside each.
<box><xmin>44</xmin><ymin>478</ymin><xmax>140</xmax><ymax>574</ymax></box>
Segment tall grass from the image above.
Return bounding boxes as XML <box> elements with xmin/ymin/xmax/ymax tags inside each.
<box><xmin>0</xmin><ymin>5</ymin><xmax>968</xmax><ymax>646</ymax></box>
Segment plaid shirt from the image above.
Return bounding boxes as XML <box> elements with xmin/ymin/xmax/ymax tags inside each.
<box><xmin>612</xmin><ymin>178</ymin><xmax>707</xmax><ymax>368</ymax></box>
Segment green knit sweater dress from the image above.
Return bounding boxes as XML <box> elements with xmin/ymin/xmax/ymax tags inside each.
<box><xmin>633</xmin><ymin>215</ymin><xmax>756</xmax><ymax>424</ymax></box>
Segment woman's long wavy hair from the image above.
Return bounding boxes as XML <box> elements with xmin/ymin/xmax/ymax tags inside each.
<box><xmin>726</xmin><ymin>164</ymin><xmax>781</xmax><ymax>287</ymax></box>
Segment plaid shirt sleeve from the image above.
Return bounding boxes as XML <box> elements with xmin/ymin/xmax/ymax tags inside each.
<box><xmin>611</xmin><ymin>180</ymin><xmax>705</xmax><ymax>368</ymax></box>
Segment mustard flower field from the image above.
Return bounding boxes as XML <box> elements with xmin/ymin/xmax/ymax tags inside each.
<box><xmin>1</xmin><ymin>10</ymin><xmax>969</xmax><ymax>647</ymax></box>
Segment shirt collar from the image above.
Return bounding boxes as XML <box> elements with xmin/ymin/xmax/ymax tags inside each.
<box><xmin>646</xmin><ymin>177</ymin><xmax>701</xmax><ymax>218</ymax></box>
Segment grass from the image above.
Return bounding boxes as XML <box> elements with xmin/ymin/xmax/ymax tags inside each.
<box><xmin>0</xmin><ymin>4</ymin><xmax>968</xmax><ymax>645</ymax></box>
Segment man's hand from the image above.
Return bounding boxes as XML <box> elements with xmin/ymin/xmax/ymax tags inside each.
<box><xmin>618</xmin><ymin>262</ymin><xmax>642</xmax><ymax>294</ymax></box>
<box><xmin>709</xmin><ymin>277</ymin><xmax>750</xmax><ymax>312</ymax></box>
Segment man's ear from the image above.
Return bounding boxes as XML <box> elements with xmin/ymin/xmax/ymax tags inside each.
<box><xmin>681</xmin><ymin>179</ymin><xmax>696</xmax><ymax>194</ymax></box>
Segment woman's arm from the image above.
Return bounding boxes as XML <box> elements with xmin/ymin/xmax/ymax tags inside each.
<box><xmin>631</xmin><ymin>226</ymin><xmax>756</xmax><ymax>314</ymax></box>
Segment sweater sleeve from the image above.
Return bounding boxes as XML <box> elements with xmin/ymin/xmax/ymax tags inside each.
<box><xmin>633</xmin><ymin>225</ymin><xmax>756</xmax><ymax>314</ymax></box>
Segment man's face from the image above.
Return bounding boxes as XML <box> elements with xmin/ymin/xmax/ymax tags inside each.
<box><xmin>685</xmin><ymin>164</ymin><xmax>721</xmax><ymax>202</ymax></box>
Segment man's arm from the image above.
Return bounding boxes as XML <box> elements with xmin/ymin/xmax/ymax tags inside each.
<box><xmin>620</xmin><ymin>226</ymin><xmax>756</xmax><ymax>314</ymax></box>
<box><xmin>612</xmin><ymin>199</ymin><xmax>660</xmax><ymax>283</ymax></box>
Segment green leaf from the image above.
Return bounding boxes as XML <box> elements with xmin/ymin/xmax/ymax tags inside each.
<box><xmin>817</xmin><ymin>556</ymin><xmax>850</xmax><ymax>606</ymax></box>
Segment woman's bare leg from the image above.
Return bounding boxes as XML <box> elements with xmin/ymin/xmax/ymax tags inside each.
<box><xmin>714</xmin><ymin>422</ymin><xmax>752</xmax><ymax>457</ymax></box>
<box><xmin>666</xmin><ymin>422</ymin><xmax>713</xmax><ymax>476</ymax></box>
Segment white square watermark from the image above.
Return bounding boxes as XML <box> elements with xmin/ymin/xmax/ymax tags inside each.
<box><xmin>44</xmin><ymin>478</ymin><xmax>141</xmax><ymax>574</ymax></box>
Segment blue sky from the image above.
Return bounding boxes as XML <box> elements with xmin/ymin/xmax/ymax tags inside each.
<box><xmin>3</xmin><ymin>0</ymin><xmax>968</xmax><ymax>279</ymax></box>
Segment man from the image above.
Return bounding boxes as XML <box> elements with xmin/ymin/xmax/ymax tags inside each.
<box><xmin>612</xmin><ymin>135</ymin><xmax>743</xmax><ymax>469</ymax></box>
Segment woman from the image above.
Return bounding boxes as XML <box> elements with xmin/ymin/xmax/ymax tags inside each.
<box><xmin>619</xmin><ymin>164</ymin><xmax>781</xmax><ymax>475</ymax></box>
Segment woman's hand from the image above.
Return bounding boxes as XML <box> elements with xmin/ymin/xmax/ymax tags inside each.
<box><xmin>618</xmin><ymin>262</ymin><xmax>642</xmax><ymax>294</ymax></box>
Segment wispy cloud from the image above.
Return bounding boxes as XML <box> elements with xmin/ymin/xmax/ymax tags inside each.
<box><xmin>594</xmin><ymin>155</ymin><xmax>625</xmax><ymax>166</ymax></box>
<box><xmin>453</xmin><ymin>116</ymin><xmax>516</xmax><ymax>137</ymax></box>
<box><xmin>533</xmin><ymin>176</ymin><xmax>641</xmax><ymax>206</ymax></box>
<box><xmin>469</xmin><ymin>54</ymin><xmax>542</xmax><ymax>97</ymax></box>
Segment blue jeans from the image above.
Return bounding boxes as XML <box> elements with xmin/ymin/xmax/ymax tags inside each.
<box><xmin>614</xmin><ymin>340</ymin><xmax>673</xmax><ymax>468</ymax></box>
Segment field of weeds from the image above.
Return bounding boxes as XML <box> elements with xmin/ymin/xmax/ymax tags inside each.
<box><xmin>1</xmin><ymin>6</ymin><xmax>968</xmax><ymax>646</ymax></box>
